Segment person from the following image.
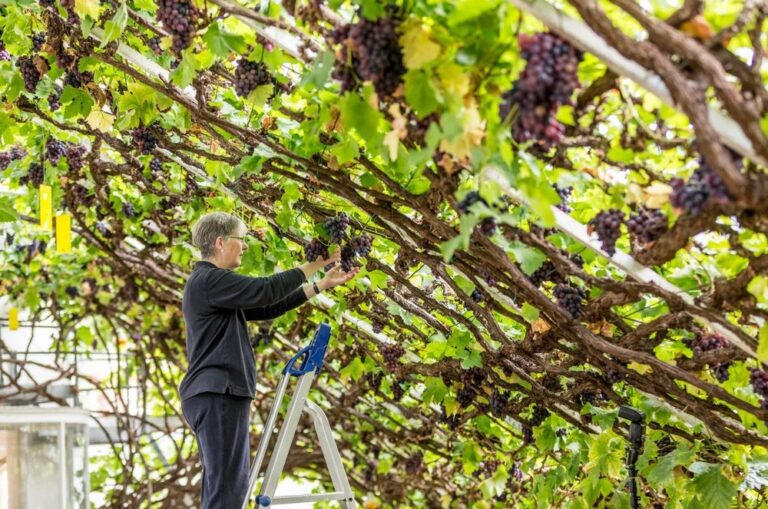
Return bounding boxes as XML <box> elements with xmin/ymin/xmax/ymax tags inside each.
<box><xmin>179</xmin><ymin>212</ymin><xmax>358</xmax><ymax>508</ymax></box>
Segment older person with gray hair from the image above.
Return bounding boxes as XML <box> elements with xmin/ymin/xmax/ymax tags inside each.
<box><xmin>179</xmin><ymin>212</ymin><xmax>358</xmax><ymax>508</ymax></box>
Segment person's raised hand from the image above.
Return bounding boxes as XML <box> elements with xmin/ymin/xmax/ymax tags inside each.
<box><xmin>319</xmin><ymin>264</ymin><xmax>359</xmax><ymax>291</ymax></box>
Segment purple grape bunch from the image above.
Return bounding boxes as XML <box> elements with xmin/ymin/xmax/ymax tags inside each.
<box><xmin>156</xmin><ymin>0</ymin><xmax>200</xmax><ymax>52</ymax></box>
<box><xmin>379</xmin><ymin>343</ymin><xmax>405</xmax><ymax>372</ymax></box>
<box><xmin>627</xmin><ymin>207</ymin><xmax>668</xmax><ymax>246</ymax></box>
<box><xmin>670</xmin><ymin>158</ymin><xmax>734</xmax><ymax>215</ymax></box>
<box><xmin>588</xmin><ymin>209</ymin><xmax>625</xmax><ymax>256</ymax></box>
<box><xmin>234</xmin><ymin>59</ymin><xmax>275</xmax><ymax>98</ymax></box>
<box><xmin>553</xmin><ymin>283</ymin><xmax>586</xmax><ymax>318</ymax></box>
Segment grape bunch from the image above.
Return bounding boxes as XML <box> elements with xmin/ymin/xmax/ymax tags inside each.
<box><xmin>479</xmin><ymin>217</ymin><xmax>497</xmax><ymax>236</ymax></box>
<box><xmin>0</xmin><ymin>147</ymin><xmax>26</xmax><ymax>171</ymax></box>
<box><xmin>461</xmin><ymin>367</ymin><xmax>486</xmax><ymax>387</ymax></box>
<box><xmin>150</xmin><ymin>157</ymin><xmax>163</xmax><ymax>175</ymax></box>
<box><xmin>304</xmin><ymin>238</ymin><xmax>329</xmax><ymax>262</ymax></box>
<box><xmin>588</xmin><ymin>209</ymin><xmax>624</xmax><ymax>256</ymax></box>
<box><xmin>371</xmin><ymin>319</ymin><xmax>384</xmax><ymax>334</ymax></box>
<box><xmin>0</xmin><ymin>37</ymin><xmax>10</xmax><ymax>61</ymax></box>
<box><xmin>750</xmin><ymin>369</ymin><xmax>768</xmax><ymax>398</ymax></box>
<box><xmin>690</xmin><ymin>332</ymin><xmax>729</xmax><ymax>355</ymax></box>
<box><xmin>350</xmin><ymin>234</ymin><xmax>373</xmax><ymax>257</ymax></box>
<box><xmin>340</xmin><ymin>243</ymin><xmax>357</xmax><ymax>273</ymax></box>
<box><xmin>391</xmin><ymin>379</ymin><xmax>406</xmax><ymax>401</ymax></box>
<box><xmin>489</xmin><ymin>389</ymin><xmax>508</xmax><ymax>417</ymax></box>
<box><xmin>379</xmin><ymin>343</ymin><xmax>405</xmax><ymax>372</ymax></box>
<box><xmin>522</xmin><ymin>425</ymin><xmax>534</xmax><ymax>444</ymax></box>
<box><xmin>69</xmin><ymin>184</ymin><xmax>94</xmax><ymax>207</ymax></box>
<box><xmin>48</xmin><ymin>86</ymin><xmax>62</xmax><ymax>111</ymax></box>
<box><xmin>528</xmin><ymin>260</ymin><xmax>564</xmax><ymax>287</ymax></box>
<box><xmin>530</xmin><ymin>405</ymin><xmax>550</xmax><ymax>427</ymax></box>
<box><xmin>131</xmin><ymin>124</ymin><xmax>158</xmax><ymax>154</ymax></box>
<box><xmin>122</xmin><ymin>202</ymin><xmax>136</xmax><ymax>218</ymax></box>
<box><xmin>331</xmin><ymin>14</ymin><xmax>406</xmax><ymax>97</ymax></box>
<box><xmin>234</xmin><ymin>59</ymin><xmax>275</xmax><ymax>98</ymax></box>
<box><xmin>670</xmin><ymin>158</ymin><xmax>734</xmax><ymax>214</ymax></box>
<box><xmin>156</xmin><ymin>0</ymin><xmax>200</xmax><ymax>52</ymax></box>
<box><xmin>470</xmin><ymin>288</ymin><xmax>484</xmax><ymax>303</ymax></box>
<box><xmin>17</xmin><ymin>56</ymin><xmax>42</xmax><ymax>92</ymax></box>
<box><xmin>481</xmin><ymin>459</ymin><xmax>502</xmax><ymax>478</ymax></box>
<box><xmin>456</xmin><ymin>386</ymin><xmax>477</xmax><ymax>409</ymax></box>
<box><xmin>554</xmin><ymin>185</ymin><xmax>573</xmax><ymax>212</ymax></box>
<box><xmin>553</xmin><ymin>283</ymin><xmax>586</xmax><ymax>318</ymax></box>
<box><xmin>148</xmin><ymin>36</ymin><xmax>162</xmax><ymax>55</ymax></box>
<box><xmin>19</xmin><ymin>163</ymin><xmax>44</xmax><ymax>187</ymax></box>
<box><xmin>323</xmin><ymin>213</ymin><xmax>350</xmax><ymax>244</ymax></box>
<box><xmin>500</xmin><ymin>33</ymin><xmax>582</xmax><ymax>150</ymax></box>
<box><xmin>32</xmin><ymin>32</ymin><xmax>45</xmax><ymax>51</ymax></box>
<box><xmin>627</xmin><ymin>207</ymin><xmax>668</xmax><ymax>246</ymax></box>
<box><xmin>46</xmin><ymin>139</ymin><xmax>67</xmax><ymax>165</ymax></box>
<box><xmin>66</xmin><ymin>144</ymin><xmax>86</xmax><ymax>172</ymax></box>
<box><xmin>64</xmin><ymin>68</ymin><xmax>93</xmax><ymax>88</ymax></box>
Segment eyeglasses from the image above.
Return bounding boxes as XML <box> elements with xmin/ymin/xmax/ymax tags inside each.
<box><xmin>228</xmin><ymin>235</ymin><xmax>248</xmax><ymax>242</ymax></box>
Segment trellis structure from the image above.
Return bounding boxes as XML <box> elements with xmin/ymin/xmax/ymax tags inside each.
<box><xmin>0</xmin><ymin>0</ymin><xmax>767</xmax><ymax>507</ymax></box>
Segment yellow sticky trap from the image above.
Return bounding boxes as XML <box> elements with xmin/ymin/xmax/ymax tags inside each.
<box><xmin>9</xmin><ymin>307</ymin><xmax>19</xmax><ymax>330</ymax></box>
<box><xmin>56</xmin><ymin>213</ymin><xmax>71</xmax><ymax>253</ymax></box>
<box><xmin>39</xmin><ymin>185</ymin><xmax>52</xmax><ymax>230</ymax></box>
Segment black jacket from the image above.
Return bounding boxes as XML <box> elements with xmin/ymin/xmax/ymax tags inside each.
<box><xmin>179</xmin><ymin>261</ymin><xmax>308</xmax><ymax>400</ymax></box>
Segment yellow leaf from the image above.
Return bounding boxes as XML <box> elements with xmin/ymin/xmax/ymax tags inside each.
<box><xmin>86</xmin><ymin>109</ymin><xmax>115</xmax><ymax>132</ymax></box>
<box><xmin>627</xmin><ymin>362</ymin><xmax>652</xmax><ymax>375</ymax></box>
<box><xmin>437</xmin><ymin>62</ymin><xmax>470</xmax><ymax>98</ymax></box>
<box><xmin>399</xmin><ymin>19</ymin><xmax>442</xmax><ymax>70</ymax></box>
<box><xmin>75</xmin><ymin>0</ymin><xmax>101</xmax><ymax>20</ymax></box>
<box><xmin>680</xmin><ymin>15</ymin><xmax>714</xmax><ymax>41</ymax></box>
<box><xmin>531</xmin><ymin>319</ymin><xmax>550</xmax><ymax>333</ymax></box>
<box><xmin>439</xmin><ymin>101</ymin><xmax>485</xmax><ymax>160</ymax></box>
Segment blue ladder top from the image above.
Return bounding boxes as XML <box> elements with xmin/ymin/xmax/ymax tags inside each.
<box><xmin>282</xmin><ymin>323</ymin><xmax>331</xmax><ymax>377</ymax></box>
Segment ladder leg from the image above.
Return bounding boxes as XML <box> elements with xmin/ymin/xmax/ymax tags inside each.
<box><xmin>257</xmin><ymin>372</ymin><xmax>316</xmax><ymax>507</ymax></box>
<box><xmin>242</xmin><ymin>374</ymin><xmax>292</xmax><ymax>509</ymax></box>
<box><xmin>304</xmin><ymin>400</ymin><xmax>357</xmax><ymax>508</ymax></box>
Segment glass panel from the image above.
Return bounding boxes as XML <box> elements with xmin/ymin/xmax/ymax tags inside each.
<box><xmin>66</xmin><ymin>424</ymin><xmax>87</xmax><ymax>509</ymax></box>
<box><xmin>19</xmin><ymin>423</ymin><xmax>61</xmax><ymax>509</ymax></box>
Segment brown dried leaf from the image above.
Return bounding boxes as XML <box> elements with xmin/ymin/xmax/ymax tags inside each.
<box><xmin>532</xmin><ymin>319</ymin><xmax>551</xmax><ymax>333</ymax></box>
<box><xmin>681</xmin><ymin>15</ymin><xmax>715</xmax><ymax>41</ymax></box>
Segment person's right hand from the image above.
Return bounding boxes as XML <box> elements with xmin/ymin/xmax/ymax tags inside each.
<box><xmin>319</xmin><ymin>264</ymin><xmax>359</xmax><ymax>291</ymax></box>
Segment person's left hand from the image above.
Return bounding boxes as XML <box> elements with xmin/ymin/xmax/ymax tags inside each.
<box><xmin>319</xmin><ymin>264</ymin><xmax>359</xmax><ymax>291</ymax></box>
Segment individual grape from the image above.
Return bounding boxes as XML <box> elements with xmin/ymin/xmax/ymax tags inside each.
<box><xmin>379</xmin><ymin>343</ymin><xmax>405</xmax><ymax>372</ymax></box>
<box><xmin>234</xmin><ymin>59</ymin><xmax>275</xmax><ymax>98</ymax></box>
<box><xmin>530</xmin><ymin>405</ymin><xmax>550</xmax><ymax>427</ymax></box>
<box><xmin>304</xmin><ymin>238</ymin><xmax>329</xmax><ymax>262</ymax></box>
<box><xmin>17</xmin><ymin>56</ymin><xmax>42</xmax><ymax>92</ymax></box>
<box><xmin>340</xmin><ymin>242</ymin><xmax>357</xmax><ymax>273</ymax></box>
<box><xmin>350</xmin><ymin>234</ymin><xmax>373</xmax><ymax>257</ymax></box>
<box><xmin>66</xmin><ymin>144</ymin><xmax>86</xmax><ymax>172</ymax></box>
<box><xmin>588</xmin><ymin>209</ymin><xmax>624</xmax><ymax>256</ymax></box>
<box><xmin>490</xmin><ymin>389</ymin><xmax>508</xmax><ymax>417</ymax></box>
<box><xmin>122</xmin><ymin>202</ymin><xmax>136</xmax><ymax>218</ymax></box>
<box><xmin>627</xmin><ymin>207</ymin><xmax>668</xmax><ymax>246</ymax></box>
<box><xmin>48</xmin><ymin>86</ymin><xmax>62</xmax><ymax>111</ymax></box>
<box><xmin>750</xmin><ymin>369</ymin><xmax>768</xmax><ymax>398</ymax></box>
<box><xmin>19</xmin><ymin>163</ymin><xmax>44</xmax><ymax>187</ymax></box>
<box><xmin>46</xmin><ymin>139</ymin><xmax>67</xmax><ymax>165</ymax></box>
<box><xmin>553</xmin><ymin>283</ymin><xmax>586</xmax><ymax>318</ymax></box>
<box><xmin>131</xmin><ymin>124</ymin><xmax>158</xmax><ymax>154</ymax></box>
<box><xmin>156</xmin><ymin>0</ymin><xmax>200</xmax><ymax>52</ymax></box>
<box><xmin>456</xmin><ymin>386</ymin><xmax>477</xmax><ymax>408</ymax></box>
<box><xmin>500</xmin><ymin>33</ymin><xmax>582</xmax><ymax>150</ymax></box>
<box><xmin>32</xmin><ymin>32</ymin><xmax>46</xmax><ymax>52</ymax></box>
<box><xmin>323</xmin><ymin>213</ymin><xmax>350</xmax><ymax>244</ymax></box>
<box><xmin>332</xmin><ymin>14</ymin><xmax>405</xmax><ymax>97</ymax></box>
<box><xmin>0</xmin><ymin>147</ymin><xmax>26</xmax><ymax>171</ymax></box>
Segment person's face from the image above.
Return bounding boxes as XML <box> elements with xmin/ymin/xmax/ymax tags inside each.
<box><xmin>216</xmin><ymin>226</ymin><xmax>248</xmax><ymax>269</ymax></box>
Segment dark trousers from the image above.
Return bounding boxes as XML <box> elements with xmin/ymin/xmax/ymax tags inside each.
<box><xmin>182</xmin><ymin>392</ymin><xmax>252</xmax><ymax>509</ymax></box>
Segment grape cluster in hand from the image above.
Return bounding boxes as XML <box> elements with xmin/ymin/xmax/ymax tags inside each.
<box><xmin>234</xmin><ymin>59</ymin><xmax>275</xmax><ymax>98</ymax></box>
<box><xmin>340</xmin><ymin>243</ymin><xmax>357</xmax><ymax>272</ymax></box>
<box><xmin>324</xmin><ymin>213</ymin><xmax>350</xmax><ymax>244</ymax></box>
<box><xmin>554</xmin><ymin>283</ymin><xmax>586</xmax><ymax>318</ymax></box>
<box><xmin>331</xmin><ymin>14</ymin><xmax>406</xmax><ymax>97</ymax></box>
<box><xmin>588</xmin><ymin>209</ymin><xmax>624</xmax><ymax>256</ymax></box>
<box><xmin>156</xmin><ymin>0</ymin><xmax>199</xmax><ymax>52</ymax></box>
<box><xmin>304</xmin><ymin>238</ymin><xmax>329</xmax><ymax>262</ymax></box>
<box><xmin>627</xmin><ymin>207</ymin><xmax>668</xmax><ymax>246</ymax></box>
<box><xmin>500</xmin><ymin>33</ymin><xmax>582</xmax><ymax>150</ymax></box>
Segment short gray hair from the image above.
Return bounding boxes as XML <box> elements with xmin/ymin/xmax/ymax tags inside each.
<box><xmin>191</xmin><ymin>212</ymin><xmax>246</xmax><ymax>259</ymax></box>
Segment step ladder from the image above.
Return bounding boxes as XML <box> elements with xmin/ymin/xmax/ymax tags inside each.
<box><xmin>242</xmin><ymin>323</ymin><xmax>357</xmax><ymax>508</ymax></box>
